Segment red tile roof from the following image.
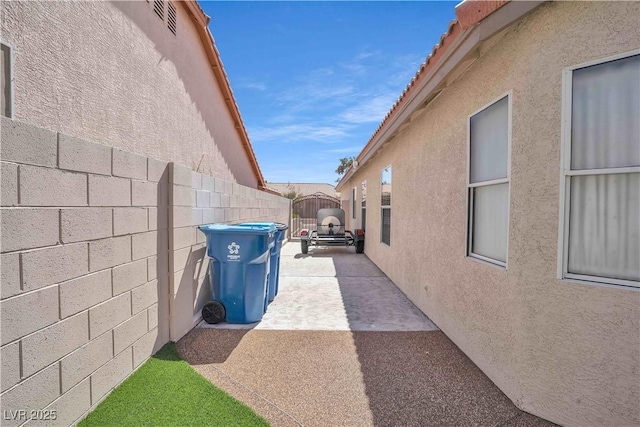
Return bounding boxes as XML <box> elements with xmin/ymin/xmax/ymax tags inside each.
<box><xmin>456</xmin><ymin>0</ymin><xmax>509</xmax><ymax>30</ymax></box>
<box><xmin>351</xmin><ymin>0</ymin><xmax>510</xmax><ymax>175</ymax></box>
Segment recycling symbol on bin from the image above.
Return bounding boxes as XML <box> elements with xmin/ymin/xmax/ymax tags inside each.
<box><xmin>228</xmin><ymin>242</ymin><xmax>240</xmax><ymax>255</ymax></box>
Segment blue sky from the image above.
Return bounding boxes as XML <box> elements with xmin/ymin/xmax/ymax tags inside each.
<box><xmin>201</xmin><ymin>1</ymin><xmax>457</xmax><ymax>185</ymax></box>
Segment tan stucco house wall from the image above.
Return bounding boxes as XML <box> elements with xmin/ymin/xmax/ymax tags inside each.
<box><xmin>1</xmin><ymin>0</ymin><xmax>259</xmax><ymax>187</ymax></box>
<box><xmin>338</xmin><ymin>2</ymin><xmax>640</xmax><ymax>426</ymax></box>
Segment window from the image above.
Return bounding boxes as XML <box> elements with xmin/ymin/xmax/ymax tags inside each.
<box><xmin>467</xmin><ymin>95</ymin><xmax>511</xmax><ymax>267</ymax></box>
<box><xmin>352</xmin><ymin>187</ymin><xmax>356</xmax><ymax>219</ymax></box>
<box><xmin>559</xmin><ymin>51</ymin><xmax>640</xmax><ymax>288</ymax></box>
<box><xmin>361</xmin><ymin>181</ymin><xmax>367</xmax><ymax>231</ymax></box>
<box><xmin>1</xmin><ymin>43</ymin><xmax>12</xmax><ymax>118</ymax></box>
<box><xmin>381</xmin><ymin>166</ymin><xmax>392</xmax><ymax>246</ymax></box>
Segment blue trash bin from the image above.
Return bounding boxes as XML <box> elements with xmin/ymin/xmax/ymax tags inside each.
<box><xmin>272</xmin><ymin>223</ymin><xmax>288</xmax><ymax>299</ymax></box>
<box><xmin>239</xmin><ymin>222</ymin><xmax>288</xmax><ymax>304</ymax></box>
<box><xmin>198</xmin><ymin>223</ymin><xmax>275</xmax><ymax>324</ymax></box>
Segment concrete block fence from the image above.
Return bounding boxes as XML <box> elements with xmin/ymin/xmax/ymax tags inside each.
<box><xmin>0</xmin><ymin>117</ymin><xmax>291</xmax><ymax>426</ymax></box>
<box><xmin>168</xmin><ymin>163</ymin><xmax>290</xmax><ymax>341</ymax></box>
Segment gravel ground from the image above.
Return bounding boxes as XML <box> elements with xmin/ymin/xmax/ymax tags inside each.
<box><xmin>178</xmin><ymin>243</ymin><xmax>555</xmax><ymax>426</ymax></box>
<box><xmin>177</xmin><ymin>329</ymin><xmax>554</xmax><ymax>427</ymax></box>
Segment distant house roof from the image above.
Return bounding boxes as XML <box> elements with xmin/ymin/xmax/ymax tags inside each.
<box><xmin>181</xmin><ymin>1</ymin><xmax>268</xmax><ymax>192</ymax></box>
<box><xmin>268</xmin><ymin>182</ymin><xmax>338</xmax><ymax>198</ymax></box>
<box><xmin>336</xmin><ymin>0</ymin><xmax>533</xmax><ymax>191</ymax></box>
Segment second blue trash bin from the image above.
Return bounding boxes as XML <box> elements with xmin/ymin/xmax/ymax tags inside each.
<box><xmin>272</xmin><ymin>223</ymin><xmax>288</xmax><ymax>300</ymax></box>
<box><xmin>198</xmin><ymin>223</ymin><xmax>276</xmax><ymax>324</ymax></box>
<box><xmin>239</xmin><ymin>222</ymin><xmax>288</xmax><ymax>305</ymax></box>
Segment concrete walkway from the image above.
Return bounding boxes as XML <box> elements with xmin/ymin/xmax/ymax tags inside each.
<box><xmin>177</xmin><ymin>242</ymin><xmax>554</xmax><ymax>427</ymax></box>
<box><xmin>197</xmin><ymin>243</ymin><xmax>437</xmax><ymax>331</ymax></box>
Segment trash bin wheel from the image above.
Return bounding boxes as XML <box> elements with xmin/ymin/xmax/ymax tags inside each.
<box><xmin>301</xmin><ymin>239</ymin><xmax>309</xmax><ymax>254</ymax></box>
<box><xmin>355</xmin><ymin>240</ymin><xmax>364</xmax><ymax>253</ymax></box>
<box><xmin>202</xmin><ymin>301</ymin><xmax>226</xmax><ymax>324</ymax></box>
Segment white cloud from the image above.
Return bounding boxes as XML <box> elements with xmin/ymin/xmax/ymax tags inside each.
<box><xmin>387</xmin><ymin>55</ymin><xmax>424</xmax><ymax>86</ymax></box>
<box><xmin>262</xmin><ymin>160</ymin><xmax>340</xmax><ymax>184</ymax></box>
<box><xmin>323</xmin><ymin>145</ymin><xmax>364</xmax><ymax>154</ymax></box>
<box><xmin>339</xmin><ymin>92</ymin><xmax>398</xmax><ymax>124</ymax></box>
<box><xmin>277</xmin><ymin>80</ymin><xmax>354</xmax><ymax>109</ymax></box>
<box><xmin>248</xmin><ymin>50</ymin><xmax>425</xmax><ymax>160</ymax></box>
<box><xmin>236</xmin><ymin>78</ymin><xmax>268</xmax><ymax>91</ymax></box>
<box><xmin>269</xmin><ymin>113</ymin><xmax>298</xmax><ymax>124</ymax></box>
<box><xmin>249</xmin><ymin>123</ymin><xmax>353</xmax><ymax>143</ymax></box>
<box><xmin>338</xmin><ymin>51</ymin><xmax>382</xmax><ymax>75</ymax></box>
<box><xmin>241</xmin><ymin>82</ymin><xmax>267</xmax><ymax>91</ymax></box>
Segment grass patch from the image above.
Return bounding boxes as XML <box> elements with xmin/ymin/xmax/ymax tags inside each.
<box><xmin>80</xmin><ymin>342</ymin><xmax>269</xmax><ymax>427</ymax></box>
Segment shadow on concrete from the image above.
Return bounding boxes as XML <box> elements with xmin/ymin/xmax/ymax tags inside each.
<box><xmin>292</xmin><ymin>246</ymin><xmax>385</xmax><ymax>277</ymax></box>
<box><xmin>175</xmin><ymin>243</ymin><xmax>556</xmax><ymax>426</ymax></box>
<box><xmin>293</xmin><ymin>251</ymin><xmax>343</xmax><ymax>259</ymax></box>
<box><xmin>289</xmin><ymin>244</ymin><xmax>556</xmax><ymax>426</ymax></box>
<box><xmin>176</xmin><ymin>328</ymin><xmax>252</xmax><ymax>364</ymax></box>
<box><xmin>150</xmin><ymin>342</ymin><xmax>182</xmax><ymax>362</ymax></box>
<box><xmin>332</xmin><ymin>257</ymin><xmax>555</xmax><ymax>427</ymax></box>
<box><xmin>345</xmin><ymin>329</ymin><xmax>555</xmax><ymax>426</ymax></box>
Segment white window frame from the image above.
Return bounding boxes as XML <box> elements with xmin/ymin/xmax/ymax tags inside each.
<box><xmin>352</xmin><ymin>187</ymin><xmax>356</xmax><ymax>219</ymax></box>
<box><xmin>557</xmin><ymin>49</ymin><xmax>640</xmax><ymax>289</ymax></box>
<box><xmin>381</xmin><ymin>165</ymin><xmax>392</xmax><ymax>247</ymax></box>
<box><xmin>1</xmin><ymin>42</ymin><xmax>14</xmax><ymax>119</ymax></box>
<box><xmin>465</xmin><ymin>92</ymin><xmax>512</xmax><ymax>269</ymax></box>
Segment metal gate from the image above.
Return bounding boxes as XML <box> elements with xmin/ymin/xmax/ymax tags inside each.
<box><xmin>291</xmin><ymin>193</ymin><xmax>341</xmax><ymax>237</ymax></box>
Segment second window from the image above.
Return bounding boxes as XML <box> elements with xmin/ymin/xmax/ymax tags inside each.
<box><xmin>381</xmin><ymin>166</ymin><xmax>392</xmax><ymax>246</ymax></box>
<box><xmin>467</xmin><ymin>95</ymin><xmax>511</xmax><ymax>267</ymax></box>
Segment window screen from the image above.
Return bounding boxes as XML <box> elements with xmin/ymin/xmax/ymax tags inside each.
<box><xmin>381</xmin><ymin>209</ymin><xmax>391</xmax><ymax>246</ymax></box>
<box><xmin>381</xmin><ymin>166</ymin><xmax>392</xmax><ymax>246</ymax></box>
<box><xmin>352</xmin><ymin>188</ymin><xmax>356</xmax><ymax>219</ymax></box>
<box><xmin>1</xmin><ymin>43</ymin><xmax>11</xmax><ymax>118</ymax></box>
<box><xmin>563</xmin><ymin>54</ymin><xmax>640</xmax><ymax>285</ymax></box>
<box><xmin>467</xmin><ymin>96</ymin><xmax>510</xmax><ymax>265</ymax></box>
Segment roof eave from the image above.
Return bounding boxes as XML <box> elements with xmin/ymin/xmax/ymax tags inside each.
<box><xmin>259</xmin><ymin>185</ymin><xmax>286</xmax><ymax>196</ymax></box>
<box><xmin>455</xmin><ymin>0</ymin><xmax>509</xmax><ymax>30</ymax></box>
<box><xmin>336</xmin><ymin>0</ymin><xmax>545</xmax><ymax>191</ymax></box>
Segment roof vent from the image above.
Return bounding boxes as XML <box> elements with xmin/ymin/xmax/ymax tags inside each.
<box><xmin>153</xmin><ymin>0</ymin><xmax>164</xmax><ymax>21</ymax></box>
<box><xmin>168</xmin><ymin>3</ymin><xmax>177</xmax><ymax>35</ymax></box>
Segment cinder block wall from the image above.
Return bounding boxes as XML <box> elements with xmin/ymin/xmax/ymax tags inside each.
<box><xmin>0</xmin><ymin>117</ymin><xmax>169</xmax><ymax>426</ymax></box>
<box><xmin>0</xmin><ymin>118</ymin><xmax>291</xmax><ymax>426</ymax></box>
<box><xmin>168</xmin><ymin>163</ymin><xmax>291</xmax><ymax>341</ymax></box>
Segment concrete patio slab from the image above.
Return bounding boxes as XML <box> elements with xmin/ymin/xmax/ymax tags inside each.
<box><xmin>278</xmin><ymin>243</ymin><xmax>387</xmax><ymax>278</ymax></box>
<box><xmin>180</xmin><ymin>242</ymin><xmax>555</xmax><ymax>426</ymax></box>
<box><xmin>198</xmin><ymin>245</ymin><xmax>437</xmax><ymax>331</ymax></box>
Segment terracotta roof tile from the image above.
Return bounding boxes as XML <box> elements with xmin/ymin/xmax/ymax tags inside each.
<box><xmin>352</xmin><ymin>1</ymin><xmax>510</xmax><ymax>173</ymax></box>
<box><xmin>455</xmin><ymin>0</ymin><xmax>509</xmax><ymax>30</ymax></box>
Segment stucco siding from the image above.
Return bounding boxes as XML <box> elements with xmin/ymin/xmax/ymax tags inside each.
<box><xmin>0</xmin><ymin>0</ymin><xmax>258</xmax><ymax>187</ymax></box>
<box><xmin>341</xmin><ymin>2</ymin><xmax>640</xmax><ymax>426</ymax></box>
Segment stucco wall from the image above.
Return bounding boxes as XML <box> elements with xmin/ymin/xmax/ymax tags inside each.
<box><xmin>0</xmin><ymin>0</ymin><xmax>258</xmax><ymax>187</ymax></box>
<box><xmin>340</xmin><ymin>2</ymin><xmax>640</xmax><ymax>426</ymax></box>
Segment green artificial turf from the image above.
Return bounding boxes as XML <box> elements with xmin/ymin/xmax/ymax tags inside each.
<box><xmin>80</xmin><ymin>342</ymin><xmax>269</xmax><ymax>427</ymax></box>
